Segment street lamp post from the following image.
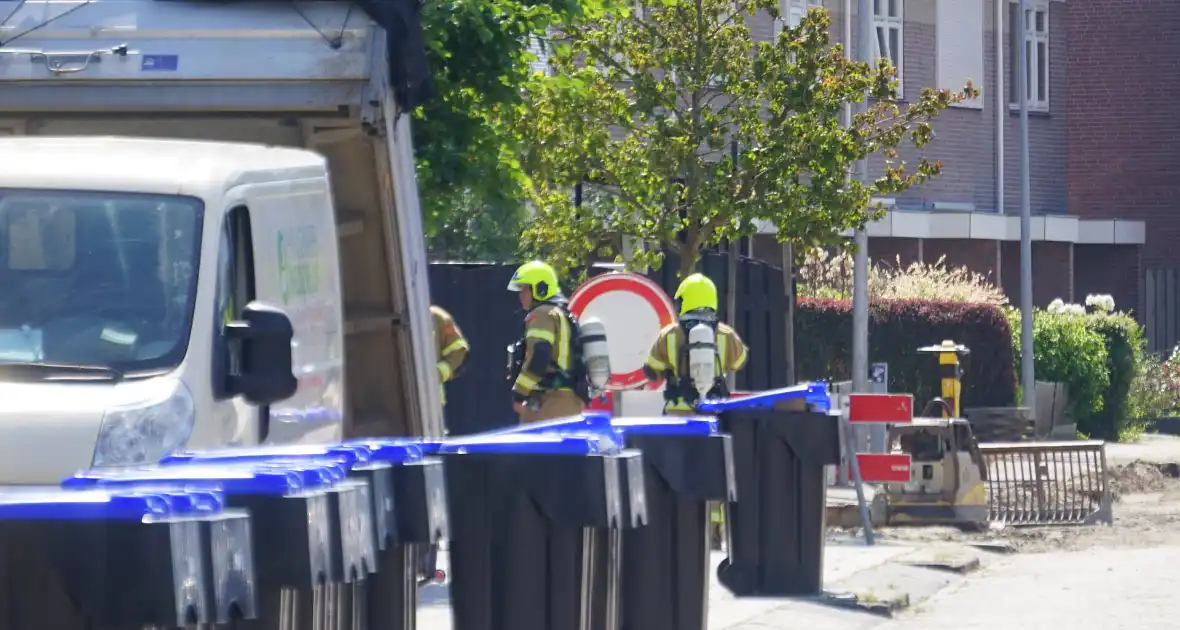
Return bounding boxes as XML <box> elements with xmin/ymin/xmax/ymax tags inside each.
<box><xmin>1017</xmin><ymin>0</ymin><xmax>1036</xmax><ymax>409</ymax></box>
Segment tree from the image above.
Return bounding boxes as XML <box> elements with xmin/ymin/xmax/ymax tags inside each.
<box><xmin>511</xmin><ymin>1</ymin><xmax>978</xmax><ymax>277</ymax></box>
<box><xmin>414</xmin><ymin>0</ymin><xmax>587</xmax><ymax>260</ymax></box>
<box><xmin>413</xmin><ymin>0</ymin><xmax>550</xmax><ymax>261</ymax></box>
<box><xmin>424</xmin><ymin>189</ymin><xmax>528</xmax><ymax>261</ymax></box>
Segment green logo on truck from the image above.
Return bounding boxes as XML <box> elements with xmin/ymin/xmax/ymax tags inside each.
<box><xmin>277</xmin><ymin>226</ymin><xmax>321</xmax><ymax>304</ymax></box>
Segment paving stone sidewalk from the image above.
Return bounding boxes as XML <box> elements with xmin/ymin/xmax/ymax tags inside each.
<box><xmin>416</xmin><ymin>539</ymin><xmax>920</xmax><ymax>630</ymax></box>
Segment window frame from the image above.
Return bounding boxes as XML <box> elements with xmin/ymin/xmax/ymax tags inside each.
<box><xmin>211</xmin><ymin>204</ymin><xmax>256</xmax><ymax>402</ymax></box>
<box><xmin>1008</xmin><ymin>0</ymin><xmax>1050</xmax><ymax>112</ymax></box>
<box><xmin>871</xmin><ymin>0</ymin><xmax>904</xmax><ymax>99</ymax></box>
<box><xmin>1025</xmin><ymin>2</ymin><xmax>1050</xmax><ymax>110</ymax></box>
<box><xmin>774</xmin><ymin>0</ymin><xmax>823</xmax><ymax>40</ymax></box>
<box><xmin>526</xmin><ymin>28</ymin><xmax>553</xmax><ymax>77</ymax></box>
<box><xmin>0</xmin><ymin>188</ymin><xmax>203</xmax><ymax>375</ymax></box>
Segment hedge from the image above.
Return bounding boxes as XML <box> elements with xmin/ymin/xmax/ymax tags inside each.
<box><xmin>1010</xmin><ymin>310</ymin><xmax>1140</xmax><ymax>441</ymax></box>
<box><xmin>796</xmin><ymin>298</ymin><xmax>1018</xmax><ymax>409</ymax></box>
<box><xmin>1010</xmin><ymin>309</ymin><xmax>1109</xmax><ymax>432</ymax></box>
<box><xmin>1084</xmin><ymin>314</ymin><xmax>1142</xmax><ymax>440</ymax></box>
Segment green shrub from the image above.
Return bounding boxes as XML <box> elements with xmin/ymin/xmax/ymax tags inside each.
<box><xmin>1127</xmin><ymin>350</ymin><xmax>1178</xmax><ymax>438</ymax></box>
<box><xmin>1010</xmin><ymin>308</ymin><xmax>1110</xmax><ymax>436</ymax></box>
<box><xmin>796</xmin><ymin>298</ymin><xmax>1017</xmax><ymax>408</ymax></box>
<box><xmin>797</xmin><ymin>249</ymin><xmax>1008</xmax><ymax>306</ymax></box>
<box><xmin>1086</xmin><ymin>312</ymin><xmax>1143</xmax><ymax>440</ymax></box>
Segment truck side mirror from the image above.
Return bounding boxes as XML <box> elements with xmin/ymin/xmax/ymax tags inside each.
<box><xmin>225</xmin><ymin>301</ymin><xmax>298</xmax><ymax>406</ymax></box>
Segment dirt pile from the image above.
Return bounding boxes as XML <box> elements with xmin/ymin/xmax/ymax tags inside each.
<box><xmin>861</xmin><ymin>460</ymin><xmax>1180</xmax><ymax>554</ymax></box>
<box><xmin>1109</xmin><ymin>461</ymin><xmax>1177</xmax><ymax>499</ymax></box>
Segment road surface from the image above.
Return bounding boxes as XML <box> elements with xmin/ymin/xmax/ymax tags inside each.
<box><xmin>878</xmin><ymin>547</ymin><xmax>1178</xmax><ymax>630</ymax></box>
<box><xmin>731</xmin><ymin>455</ymin><xmax>1180</xmax><ymax>630</ymax></box>
<box><xmin>422</xmin><ymin>446</ymin><xmax>1180</xmax><ymax>630</ymax></box>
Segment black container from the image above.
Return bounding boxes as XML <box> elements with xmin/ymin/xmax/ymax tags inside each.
<box><xmin>226</xmin><ymin>490</ymin><xmax>335</xmax><ymax>591</ymax></box>
<box><xmin>4</xmin><ymin>490</ymin><xmax>230</xmax><ymax>629</ymax></box>
<box><xmin>323</xmin><ymin>479</ymin><xmax>377</xmax><ymax>582</ymax></box>
<box><xmin>440</xmin><ymin>437</ymin><xmax>637</xmax><ymax>630</ymax></box>
<box><xmin>712</xmin><ymin>407</ymin><xmax>840</xmax><ymax>596</ymax></box>
<box><xmin>617</xmin><ymin>430</ymin><xmax>735</xmax><ymax>630</ymax></box>
<box><xmin>365</xmin><ymin>455</ymin><xmax>449</xmax><ymax>630</ymax></box>
<box><xmin>197</xmin><ymin>508</ymin><xmax>258</xmax><ymax>623</ymax></box>
<box><xmin>589</xmin><ymin>449</ymin><xmax>646</xmax><ymax>630</ymax></box>
<box><xmin>40</xmin><ymin>516</ymin><xmax>210</xmax><ymax>627</ymax></box>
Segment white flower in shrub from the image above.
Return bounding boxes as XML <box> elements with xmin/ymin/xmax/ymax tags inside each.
<box><xmin>1062</xmin><ymin>303</ymin><xmax>1086</xmax><ymax>315</ymax></box>
<box><xmin>1048</xmin><ymin>298</ymin><xmax>1066</xmax><ymax>314</ymax></box>
<box><xmin>1084</xmin><ymin>294</ymin><xmax>1116</xmax><ymax>313</ymax></box>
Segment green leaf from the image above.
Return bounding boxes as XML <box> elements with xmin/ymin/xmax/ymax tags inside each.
<box><xmin>503</xmin><ymin>1</ymin><xmax>974</xmax><ymax>277</ymax></box>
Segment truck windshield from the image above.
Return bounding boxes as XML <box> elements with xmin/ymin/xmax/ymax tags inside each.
<box><xmin>0</xmin><ymin>189</ymin><xmax>202</xmax><ymax>378</ymax></box>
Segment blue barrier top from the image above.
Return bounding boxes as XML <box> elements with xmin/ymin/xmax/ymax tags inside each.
<box><xmin>161</xmin><ymin>443</ymin><xmax>373</xmax><ymax>469</ymax></box>
<box><xmin>61</xmin><ymin>464</ymin><xmax>312</xmax><ymax>496</ymax></box>
<box><xmin>471</xmin><ymin>413</ymin><xmax>615</xmax><ymax>438</ymax></box>
<box><xmin>695</xmin><ymin>382</ymin><xmax>832</xmax><ymax>413</ymax></box>
<box><xmin>0</xmin><ymin>488</ymin><xmax>217</xmax><ymax>520</ymax></box>
<box><xmin>158</xmin><ymin>489</ymin><xmax>225</xmax><ymax>515</ymax></box>
<box><xmin>417</xmin><ymin>441</ymin><xmax>444</xmax><ymax>455</ymax></box>
<box><xmin>437</xmin><ymin>433</ymin><xmax>615</xmax><ymax>456</ymax></box>
<box><xmin>262</xmin><ymin>463</ymin><xmax>344</xmax><ymax>488</ymax></box>
<box><xmin>451</xmin><ymin>412</ymin><xmax>621</xmax><ymax>447</ymax></box>
<box><xmin>162</xmin><ymin>451</ymin><xmax>349</xmax><ymax>488</ymax></box>
<box><xmin>460</xmin><ymin>411</ymin><xmax>717</xmax><ymax>441</ymax></box>
<box><xmin>342</xmin><ymin>439</ymin><xmax>426</xmax><ymax>465</ymax></box>
<box><xmin>609</xmin><ymin>416</ymin><xmax>718</xmax><ymax>436</ymax></box>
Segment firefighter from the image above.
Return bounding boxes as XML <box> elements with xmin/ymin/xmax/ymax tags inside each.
<box><xmin>421</xmin><ymin>305</ymin><xmax>466</xmax><ymax>585</ymax></box>
<box><xmin>642</xmin><ymin>273</ymin><xmax>748</xmax><ymax>415</ymax></box>
<box><xmin>642</xmin><ymin>272</ymin><xmax>747</xmax><ymax>551</ymax></box>
<box><xmin>431</xmin><ymin>304</ymin><xmax>469</xmax><ymax>407</ymax></box>
<box><xmin>506</xmin><ymin>261</ymin><xmax>585</xmax><ymax>423</ymax></box>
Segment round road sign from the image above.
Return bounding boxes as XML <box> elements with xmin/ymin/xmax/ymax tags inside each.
<box><xmin>569</xmin><ymin>272</ymin><xmax>677</xmax><ymax>390</ymax></box>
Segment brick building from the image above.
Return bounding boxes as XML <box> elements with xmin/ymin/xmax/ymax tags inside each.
<box><xmin>1065</xmin><ymin>0</ymin><xmax>1180</xmax><ymax>349</ymax></box>
<box><xmin>747</xmin><ymin>0</ymin><xmax>1147</xmax><ymax>316</ymax></box>
<box><xmin>534</xmin><ymin>0</ymin><xmax>1161</xmax><ymax>331</ymax></box>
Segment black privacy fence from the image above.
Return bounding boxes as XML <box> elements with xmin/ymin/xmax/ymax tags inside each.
<box><xmin>429</xmin><ymin>251</ymin><xmax>788</xmax><ymax>435</ymax></box>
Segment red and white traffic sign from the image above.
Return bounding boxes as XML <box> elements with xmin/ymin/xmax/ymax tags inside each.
<box><xmin>848</xmin><ymin>393</ymin><xmax>914</xmax><ymax>424</ymax></box>
<box><xmin>853</xmin><ymin>453</ymin><xmax>912</xmax><ymax>483</ymax></box>
<box><xmin>844</xmin><ymin>393</ymin><xmax>914</xmax><ymax>484</ymax></box>
<box><xmin>569</xmin><ymin>272</ymin><xmax>677</xmax><ymax>390</ymax></box>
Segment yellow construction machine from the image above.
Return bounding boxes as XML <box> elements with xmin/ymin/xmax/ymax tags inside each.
<box><xmin>882</xmin><ymin>341</ymin><xmax>990</xmax><ymax>527</ymax></box>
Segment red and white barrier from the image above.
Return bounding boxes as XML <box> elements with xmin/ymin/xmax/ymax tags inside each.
<box><xmin>843</xmin><ymin>393</ymin><xmax>914</xmax><ymax>484</ymax></box>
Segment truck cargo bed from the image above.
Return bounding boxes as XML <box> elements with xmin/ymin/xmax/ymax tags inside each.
<box><xmin>0</xmin><ymin>0</ymin><xmax>443</xmax><ymax>438</ymax></box>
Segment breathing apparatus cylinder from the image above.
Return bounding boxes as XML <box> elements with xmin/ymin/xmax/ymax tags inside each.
<box><xmin>686</xmin><ymin>322</ymin><xmax>717</xmax><ymax>398</ymax></box>
<box><xmin>578</xmin><ymin>316</ymin><xmax>611</xmax><ymax>393</ymax></box>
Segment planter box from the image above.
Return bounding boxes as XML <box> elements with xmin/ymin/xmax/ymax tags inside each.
<box><xmin>1034</xmin><ymin>381</ymin><xmax>1075</xmax><ymax>440</ymax></box>
<box><xmin>1153</xmin><ymin>416</ymin><xmax>1180</xmax><ymax>436</ymax></box>
<box><xmin>964</xmin><ymin>406</ymin><xmax>1034</xmax><ymax>442</ymax></box>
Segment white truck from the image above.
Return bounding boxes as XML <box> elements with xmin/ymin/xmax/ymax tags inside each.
<box><xmin>0</xmin><ymin>0</ymin><xmax>443</xmax><ymax>482</ymax></box>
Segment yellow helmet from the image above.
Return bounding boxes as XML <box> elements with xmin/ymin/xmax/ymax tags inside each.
<box><xmin>507</xmin><ymin>261</ymin><xmax>561</xmax><ymax>301</ymax></box>
<box><xmin>675</xmin><ymin>273</ymin><xmax>718</xmax><ymax>315</ymax></box>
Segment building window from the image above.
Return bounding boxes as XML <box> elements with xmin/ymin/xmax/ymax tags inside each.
<box><xmin>934</xmin><ymin>0</ymin><xmax>984</xmax><ymax>108</ymax></box>
<box><xmin>872</xmin><ymin>0</ymin><xmax>904</xmax><ymax>97</ymax></box>
<box><xmin>774</xmin><ymin>0</ymin><xmax>823</xmax><ymax>39</ymax></box>
<box><xmin>1009</xmin><ymin>1</ymin><xmax>1049</xmax><ymax>111</ymax></box>
<box><xmin>526</xmin><ymin>30</ymin><xmax>552</xmax><ymax>77</ymax></box>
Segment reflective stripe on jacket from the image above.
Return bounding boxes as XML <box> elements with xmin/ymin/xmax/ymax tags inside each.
<box><xmin>432</xmin><ymin>305</ymin><xmax>469</xmax><ymax>405</ymax></box>
<box><xmin>512</xmin><ymin>303</ymin><xmax>572</xmax><ymax>398</ymax></box>
<box><xmin>645</xmin><ymin>321</ymin><xmax>749</xmax><ymax>411</ymax></box>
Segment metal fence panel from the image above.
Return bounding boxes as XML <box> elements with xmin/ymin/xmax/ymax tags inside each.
<box><xmin>1144</xmin><ymin>267</ymin><xmax>1180</xmax><ymax>353</ymax></box>
<box><xmin>979</xmin><ymin>441</ymin><xmax>1113</xmax><ymax>526</ymax></box>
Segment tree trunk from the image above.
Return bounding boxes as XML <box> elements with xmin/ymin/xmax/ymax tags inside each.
<box><xmin>783</xmin><ymin>241</ymin><xmax>796</xmax><ymax>384</ymax></box>
<box><xmin>678</xmin><ymin>230</ymin><xmax>702</xmax><ymax>278</ymax></box>
<box><xmin>678</xmin><ymin>251</ymin><xmax>698</xmax><ymax>278</ymax></box>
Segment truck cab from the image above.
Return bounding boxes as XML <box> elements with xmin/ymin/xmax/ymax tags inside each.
<box><xmin>0</xmin><ymin>0</ymin><xmax>442</xmax><ymax>482</ymax></box>
<box><xmin>0</xmin><ymin>136</ymin><xmax>353</xmax><ymax>480</ymax></box>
